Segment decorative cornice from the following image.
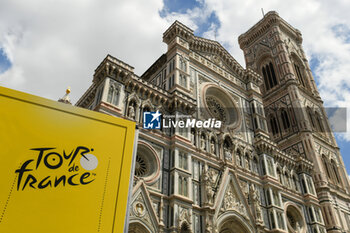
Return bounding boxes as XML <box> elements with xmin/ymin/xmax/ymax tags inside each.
<box><xmin>254</xmin><ymin>133</ymin><xmax>313</xmax><ymax>172</ymax></box>
<box><xmin>190</xmin><ymin>36</ymin><xmax>244</xmax><ymax>76</ymax></box>
<box><xmin>162</xmin><ymin>20</ymin><xmax>263</xmax><ymax>86</ymax></box>
<box><xmin>238</xmin><ymin>11</ymin><xmax>303</xmax><ymax>49</ymax></box>
<box><xmin>163</xmin><ymin>20</ymin><xmax>194</xmax><ymax>44</ymax></box>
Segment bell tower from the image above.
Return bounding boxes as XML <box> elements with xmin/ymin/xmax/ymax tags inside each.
<box><xmin>239</xmin><ymin>11</ymin><xmax>350</xmax><ymax>233</ymax></box>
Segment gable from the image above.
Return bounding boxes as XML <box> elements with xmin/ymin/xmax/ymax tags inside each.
<box><xmin>129</xmin><ymin>181</ymin><xmax>159</xmax><ymax>232</ymax></box>
<box><xmin>214</xmin><ymin>168</ymin><xmax>254</xmax><ymax>224</ymax></box>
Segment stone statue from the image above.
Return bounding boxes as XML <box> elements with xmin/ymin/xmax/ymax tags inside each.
<box><xmin>128</xmin><ymin>103</ymin><xmax>135</xmax><ymax>119</ymax></box>
<box><xmin>224</xmin><ymin>148</ymin><xmax>232</xmax><ymax>160</ymax></box>
<box><xmin>250</xmin><ymin>184</ymin><xmax>262</xmax><ymax>222</ymax></box>
<box><xmin>191</xmin><ymin>130</ymin><xmax>195</xmax><ymax>145</ymax></box>
<box><xmin>237</xmin><ymin>154</ymin><xmax>241</xmax><ymax>166</ymax></box>
<box><xmin>210</xmin><ymin>140</ymin><xmax>215</xmax><ymax>154</ymax></box>
<box><xmin>201</xmin><ymin>135</ymin><xmax>206</xmax><ymax>150</ymax></box>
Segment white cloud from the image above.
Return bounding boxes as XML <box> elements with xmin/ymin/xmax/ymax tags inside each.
<box><xmin>0</xmin><ymin>0</ymin><xmax>168</xmax><ymax>101</ymax></box>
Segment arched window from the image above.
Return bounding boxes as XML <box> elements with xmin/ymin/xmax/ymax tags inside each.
<box><xmin>307</xmin><ymin>107</ymin><xmax>315</xmax><ymax>129</ymax></box>
<box><xmin>270</xmin><ymin>115</ymin><xmax>279</xmax><ymax>135</ymax></box>
<box><xmin>281</xmin><ymin>109</ymin><xmax>291</xmax><ymax>130</ymax></box>
<box><xmin>269</xmin><ymin>62</ymin><xmax>278</xmax><ymax>86</ymax></box>
<box><xmin>178</xmin><ymin>176</ymin><xmax>188</xmax><ymax>197</ymax></box>
<box><xmin>179</xmin><ymin>57</ymin><xmax>187</xmax><ymax>72</ymax></box>
<box><xmin>294</xmin><ymin>63</ymin><xmax>306</xmax><ymax>87</ymax></box>
<box><xmin>331</xmin><ymin>160</ymin><xmax>341</xmax><ymax>184</ymax></box>
<box><xmin>179</xmin><ymin>152</ymin><xmax>188</xmax><ymax>170</ymax></box>
<box><xmin>261</xmin><ymin>62</ymin><xmax>278</xmax><ymax>91</ymax></box>
<box><xmin>315</xmin><ymin>112</ymin><xmax>324</xmax><ymax>132</ymax></box>
<box><xmin>262</xmin><ymin>66</ymin><xmax>270</xmax><ymax>90</ymax></box>
<box><xmin>107</xmin><ymin>83</ymin><xmax>119</xmax><ymax>105</ymax></box>
<box><xmin>322</xmin><ymin>155</ymin><xmax>331</xmax><ymax>179</ymax></box>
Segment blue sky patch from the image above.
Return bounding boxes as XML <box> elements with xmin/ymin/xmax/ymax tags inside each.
<box><xmin>332</xmin><ymin>24</ymin><xmax>350</xmax><ymax>44</ymax></box>
<box><xmin>0</xmin><ymin>47</ymin><xmax>11</xmax><ymax>74</ymax></box>
<box><xmin>160</xmin><ymin>0</ymin><xmax>221</xmax><ymax>39</ymax></box>
<box><xmin>335</xmin><ymin>138</ymin><xmax>350</xmax><ymax>173</ymax></box>
<box><xmin>197</xmin><ymin>11</ymin><xmax>221</xmax><ymax>37</ymax></box>
<box><xmin>161</xmin><ymin>0</ymin><xmax>200</xmax><ymax>15</ymax></box>
<box><xmin>309</xmin><ymin>56</ymin><xmax>320</xmax><ymax>86</ymax></box>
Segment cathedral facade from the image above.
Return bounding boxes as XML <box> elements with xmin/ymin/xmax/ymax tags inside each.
<box><xmin>76</xmin><ymin>11</ymin><xmax>350</xmax><ymax>233</ymax></box>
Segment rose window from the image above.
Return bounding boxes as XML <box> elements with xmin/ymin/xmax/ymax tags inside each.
<box><xmin>286</xmin><ymin>205</ymin><xmax>305</xmax><ymax>233</ymax></box>
<box><xmin>135</xmin><ymin>154</ymin><xmax>148</xmax><ymax>177</ymax></box>
<box><xmin>203</xmin><ymin>84</ymin><xmax>240</xmax><ymax>127</ymax></box>
<box><xmin>206</xmin><ymin>96</ymin><xmax>227</xmax><ymax>123</ymax></box>
<box><xmin>134</xmin><ymin>144</ymin><xmax>159</xmax><ymax>181</ymax></box>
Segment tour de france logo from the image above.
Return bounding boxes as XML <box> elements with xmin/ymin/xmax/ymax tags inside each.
<box><xmin>14</xmin><ymin>146</ymin><xmax>98</xmax><ymax>191</ymax></box>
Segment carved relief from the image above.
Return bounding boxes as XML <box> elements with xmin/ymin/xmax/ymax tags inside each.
<box><xmin>178</xmin><ymin>207</ymin><xmax>191</xmax><ymax>226</ymax></box>
<box><xmin>220</xmin><ymin>184</ymin><xmax>248</xmax><ymax>220</ymax></box>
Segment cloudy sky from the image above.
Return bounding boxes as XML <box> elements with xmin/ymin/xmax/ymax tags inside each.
<box><xmin>1</xmin><ymin>0</ymin><xmax>350</xmax><ymax>172</ymax></box>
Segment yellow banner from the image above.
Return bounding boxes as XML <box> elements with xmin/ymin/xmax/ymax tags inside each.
<box><xmin>0</xmin><ymin>86</ymin><xmax>136</xmax><ymax>233</ymax></box>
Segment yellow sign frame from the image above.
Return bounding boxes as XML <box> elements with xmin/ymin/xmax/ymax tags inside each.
<box><xmin>0</xmin><ymin>86</ymin><xmax>136</xmax><ymax>233</ymax></box>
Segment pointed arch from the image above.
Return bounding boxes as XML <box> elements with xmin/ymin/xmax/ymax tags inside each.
<box><xmin>307</xmin><ymin>107</ymin><xmax>315</xmax><ymax>129</ymax></box>
<box><xmin>261</xmin><ymin>61</ymin><xmax>278</xmax><ymax>91</ymax></box>
<box><xmin>331</xmin><ymin>159</ymin><xmax>341</xmax><ymax>184</ymax></box>
<box><xmin>128</xmin><ymin>222</ymin><xmax>152</xmax><ymax>233</ymax></box>
<box><xmin>291</xmin><ymin>52</ymin><xmax>309</xmax><ymax>89</ymax></box>
<box><xmin>213</xmin><ymin>169</ymin><xmax>255</xmax><ymax>232</ymax></box>
<box><xmin>129</xmin><ymin>181</ymin><xmax>160</xmax><ymax>233</ymax></box>
<box><xmin>268</xmin><ymin>114</ymin><xmax>280</xmax><ymax>135</ymax></box>
<box><xmin>315</xmin><ymin>111</ymin><xmax>324</xmax><ymax>132</ymax></box>
<box><xmin>322</xmin><ymin>155</ymin><xmax>331</xmax><ymax>180</ymax></box>
<box><xmin>107</xmin><ymin>79</ymin><xmax>120</xmax><ymax>106</ymax></box>
<box><xmin>280</xmin><ymin>108</ymin><xmax>291</xmax><ymax>130</ymax></box>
